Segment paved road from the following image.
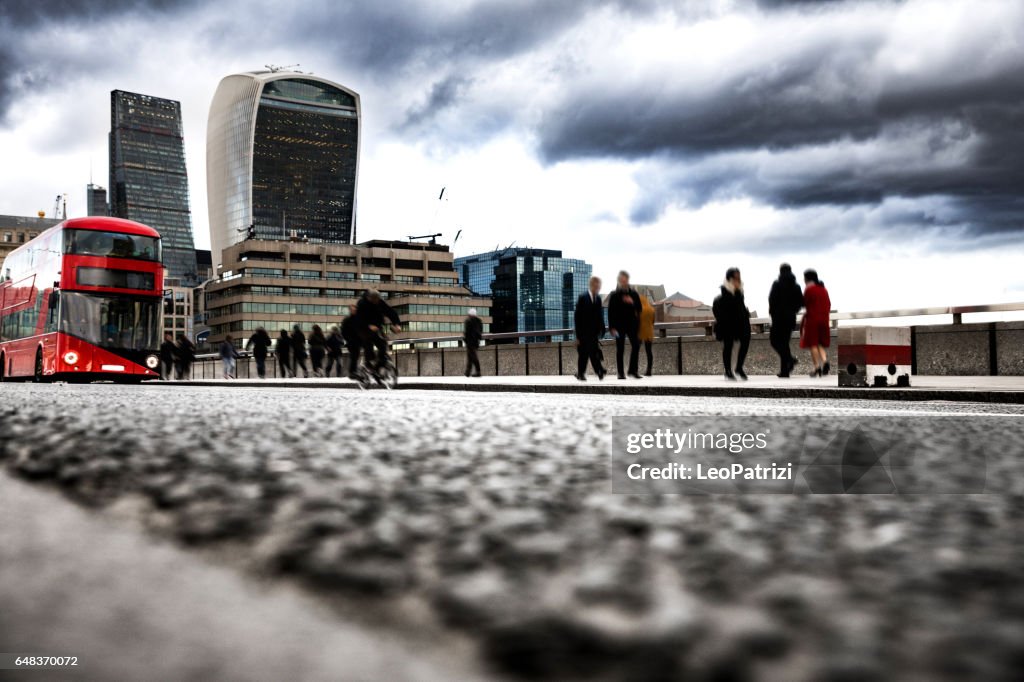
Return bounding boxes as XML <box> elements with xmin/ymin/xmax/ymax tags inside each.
<box><xmin>1</xmin><ymin>384</ymin><xmax>1022</xmax><ymax>681</ymax></box>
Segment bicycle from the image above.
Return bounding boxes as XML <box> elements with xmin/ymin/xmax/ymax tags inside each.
<box><xmin>355</xmin><ymin>327</ymin><xmax>400</xmax><ymax>390</ymax></box>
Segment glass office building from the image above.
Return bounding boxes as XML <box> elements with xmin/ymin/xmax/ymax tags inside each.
<box><xmin>86</xmin><ymin>183</ymin><xmax>107</xmax><ymax>217</ymax></box>
<box><xmin>109</xmin><ymin>90</ymin><xmax>198</xmax><ymax>284</ymax></box>
<box><xmin>207</xmin><ymin>72</ymin><xmax>360</xmax><ymax>268</ymax></box>
<box><xmin>455</xmin><ymin>248</ymin><xmax>591</xmax><ymax>343</ymax></box>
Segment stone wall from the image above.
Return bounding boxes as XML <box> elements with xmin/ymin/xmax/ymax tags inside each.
<box><xmin>188</xmin><ymin>323</ymin><xmax>1018</xmax><ymax>378</ymax></box>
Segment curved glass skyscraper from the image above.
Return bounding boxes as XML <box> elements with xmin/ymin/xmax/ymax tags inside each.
<box><xmin>206</xmin><ymin>71</ymin><xmax>360</xmax><ymax>267</ymax></box>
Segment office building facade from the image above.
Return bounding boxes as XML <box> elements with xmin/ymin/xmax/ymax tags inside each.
<box><xmin>86</xmin><ymin>184</ymin><xmax>108</xmax><ymax>217</ymax></box>
<box><xmin>205</xmin><ymin>239</ymin><xmax>489</xmax><ymax>348</ymax></box>
<box><xmin>0</xmin><ymin>214</ymin><xmax>60</xmax><ymax>264</ymax></box>
<box><xmin>109</xmin><ymin>90</ymin><xmax>199</xmax><ymax>284</ymax></box>
<box><xmin>206</xmin><ymin>71</ymin><xmax>360</xmax><ymax>267</ymax></box>
<box><xmin>455</xmin><ymin>248</ymin><xmax>591</xmax><ymax>342</ymax></box>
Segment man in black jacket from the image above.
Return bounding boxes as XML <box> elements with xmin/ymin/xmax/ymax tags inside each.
<box><xmin>355</xmin><ymin>289</ymin><xmax>402</xmax><ymax>370</ymax></box>
<box><xmin>768</xmin><ymin>263</ymin><xmax>804</xmax><ymax>378</ymax></box>
<box><xmin>245</xmin><ymin>326</ymin><xmax>272</xmax><ymax>379</ymax></box>
<box><xmin>574</xmin><ymin>276</ymin><xmax>606</xmax><ymax>380</ymax></box>
<box><xmin>463</xmin><ymin>308</ymin><xmax>483</xmax><ymax>377</ymax></box>
<box><xmin>712</xmin><ymin>267</ymin><xmax>752</xmax><ymax>381</ymax></box>
<box><xmin>607</xmin><ymin>270</ymin><xmax>643</xmax><ymax>379</ymax></box>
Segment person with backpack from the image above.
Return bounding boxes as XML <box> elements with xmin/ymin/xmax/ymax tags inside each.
<box><xmin>713</xmin><ymin>267</ymin><xmax>751</xmax><ymax>381</ymax></box>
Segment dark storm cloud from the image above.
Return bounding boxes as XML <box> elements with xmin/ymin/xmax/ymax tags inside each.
<box><xmin>400</xmin><ymin>75</ymin><xmax>473</xmax><ymax>131</ymax></box>
<box><xmin>532</xmin><ymin>2</ymin><xmax>1024</xmax><ymax>236</ymax></box>
<box><xmin>0</xmin><ymin>0</ymin><xmax>198</xmax><ymax>121</ymax></box>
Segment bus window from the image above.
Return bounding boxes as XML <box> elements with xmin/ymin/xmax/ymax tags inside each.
<box><xmin>64</xmin><ymin>230</ymin><xmax>161</xmax><ymax>262</ymax></box>
<box><xmin>45</xmin><ymin>290</ymin><xmax>59</xmax><ymax>334</ymax></box>
<box><xmin>60</xmin><ymin>291</ymin><xmax>159</xmax><ymax>350</ymax></box>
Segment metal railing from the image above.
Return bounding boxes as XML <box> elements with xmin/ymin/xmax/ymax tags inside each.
<box><xmin>393</xmin><ymin>300</ymin><xmax>1024</xmax><ymax>349</ymax></box>
<box><xmin>192</xmin><ymin>301</ymin><xmax>1024</xmax><ymax>358</ymax></box>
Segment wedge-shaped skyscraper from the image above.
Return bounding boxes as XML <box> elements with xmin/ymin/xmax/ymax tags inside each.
<box><xmin>206</xmin><ymin>71</ymin><xmax>361</xmax><ymax>267</ymax></box>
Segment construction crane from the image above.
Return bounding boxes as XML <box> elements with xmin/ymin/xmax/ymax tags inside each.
<box><xmin>52</xmin><ymin>194</ymin><xmax>67</xmax><ymax>220</ymax></box>
<box><xmin>408</xmin><ymin>233</ymin><xmax>442</xmax><ymax>245</ymax></box>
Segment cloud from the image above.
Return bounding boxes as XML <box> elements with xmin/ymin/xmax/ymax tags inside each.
<box><xmin>0</xmin><ymin>1</ymin><xmax>200</xmax><ymax>122</ymax></box>
<box><xmin>523</xmin><ymin>0</ymin><xmax>1024</xmax><ymax>236</ymax></box>
<box><xmin>0</xmin><ymin>0</ymin><xmax>1021</xmax><ymax>261</ymax></box>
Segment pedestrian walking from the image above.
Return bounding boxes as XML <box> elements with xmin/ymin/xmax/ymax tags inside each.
<box><xmin>463</xmin><ymin>308</ymin><xmax>484</xmax><ymax>377</ymax></box>
<box><xmin>309</xmin><ymin>324</ymin><xmax>327</xmax><ymax>377</ymax></box>
<box><xmin>607</xmin><ymin>270</ymin><xmax>643</xmax><ymax>379</ymax></box>
<box><xmin>245</xmin><ymin>326</ymin><xmax>272</xmax><ymax>379</ymax></box>
<box><xmin>638</xmin><ymin>288</ymin><xmax>656</xmax><ymax>376</ymax></box>
<box><xmin>276</xmin><ymin>329</ymin><xmax>293</xmax><ymax>378</ymax></box>
<box><xmin>325</xmin><ymin>325</ymin><xmax>344</xmax><ymax>378</ymax></box>
<box><xmin>175</xmin><ymin>333</ymin><xmax>195</xmax><ymax>380</ymax></box>
<box><xmin>219</xmin><ymin>335</ymin><xmax>241</xmax><ymax>379</ymax></box>
<box><xmin>574</xmin><ymin>275</ymin><xmax>606</xmax><ymax>381</ymax></box>
<box><xmin>291</xmin><ymin>324</ymin><xmax>309</xmax><ymax>378</ymax></box>
<box><xmin>713</xmin><ymin>267</ymin><xmax>751</xmax><ymax>381</ymax></box>
<box><xmin>159</xmin><ymin>331</ymin><xmax>177</xmax><ymax>381</ymax></box>
<box><xmin>768</xmin><ymin>263</ymin><xmax>804</xmax><ymax>378</ymax></box>
<box><xmin>800</xmin><ymin>269</ymin><xmax>832</xmax><ymax>377</ymax></box>
<box><xmin>341</xmin><ymin>304</ymin><xmax>361</xmax><ymax>379</ymax></box>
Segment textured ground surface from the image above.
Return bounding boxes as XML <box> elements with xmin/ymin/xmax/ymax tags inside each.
<box><xmin>1</xmin><ymin>383</ymin><xmax>1022</xmax><ymax>681</ymax></box>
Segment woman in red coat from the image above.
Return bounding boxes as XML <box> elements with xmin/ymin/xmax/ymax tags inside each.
<box><xmin>800</xmin><ymin>269</ymin><xmax>831</xmax><ymax>377</ymax></box>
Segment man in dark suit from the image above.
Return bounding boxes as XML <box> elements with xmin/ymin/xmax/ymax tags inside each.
<box><xmin>574</xmin><ymin>276</ymin><xmax>606</xmax><ymax>381</ymax></box>
<box><xmin>768</xmin><ymin>263</ymin><xmax>804</xmax><ymax>377</ymax></box>
<box><xmin>607</xmin><ymin>270</ymin><xmax>643</xmax><ymax>379</ymax></box>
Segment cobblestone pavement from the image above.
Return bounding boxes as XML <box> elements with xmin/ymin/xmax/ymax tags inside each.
<box><xmin>1</xmin><ymin>384</ymin><xmax>1022</xmax><ymax>681</ymax></box>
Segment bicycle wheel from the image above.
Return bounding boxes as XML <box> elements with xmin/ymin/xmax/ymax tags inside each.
<box><xmin>379</xmin><ymin>363</ymin><xmax>398</xmax><ymax>390</ymax></box>
<box><xmin>356</xmin><ymin>366</ymin><xmax>372</xmax><ymax>390</ymax></box>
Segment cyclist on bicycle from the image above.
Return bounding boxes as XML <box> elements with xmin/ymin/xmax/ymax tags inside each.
<box><xmin>354</xmin><ymin>288</ymin><xmax>402</xmax><ymax>372</ymax></box>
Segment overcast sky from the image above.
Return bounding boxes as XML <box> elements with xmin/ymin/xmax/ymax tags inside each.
<box><xmin>1</xmin><ymin>0</ymin><xmax>1022</xmax><ymax>317</ymax></box>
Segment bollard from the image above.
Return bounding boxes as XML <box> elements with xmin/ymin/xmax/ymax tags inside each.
<box><xmin>838</xmin><ymin>327</ymin><xmax>911</xmax><ymax>388</ymax></box>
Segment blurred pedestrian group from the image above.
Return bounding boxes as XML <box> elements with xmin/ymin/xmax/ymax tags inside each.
<box><xmin>162</xmin><ymin>273</ymin><xmax>831</xmax><ymax>382</ymax></box>
<box><xmin>159</xmin><ymin>331</ymin><xmax>196</xmax><ymax>381</ymax></box>
<box><xmin>714</xmin><ymin>264</ymin><xmax>832</xmax><ymax>380</ymax></box>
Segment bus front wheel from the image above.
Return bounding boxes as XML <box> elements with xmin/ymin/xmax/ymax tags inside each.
<box><xmin>33</xmin><ymin>349</ymin><xmax>44</xmax><ymax>383</ymax></box>
<box><xmin>0</xmin><ymin>353</ymin><xmax>5</xmax><ymax>382</ymax></box>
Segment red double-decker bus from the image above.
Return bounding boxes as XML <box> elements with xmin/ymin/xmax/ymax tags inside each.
<box><xmin>0</xmin><ymin>216</ymin><xmax>163</xmax><ymax>381</ymax></box>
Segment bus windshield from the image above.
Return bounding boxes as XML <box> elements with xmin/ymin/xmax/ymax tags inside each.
<box><xmin>64</xmin><ymin>229</ymin><xmax>161</xmax><ymax>262</ymax></box>
<box><xmin>60</xmin><ymin>292</ymin><xmax>160</xmax><ymax>351</ymax></box>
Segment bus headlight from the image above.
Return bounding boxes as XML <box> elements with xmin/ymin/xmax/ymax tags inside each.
<box><xmin>145</xmin><ymin>355</ymin><xmax>160</xmax><ymax>369</ymax></box>
<box><xmin>63</xmin><ymin>351</ymin><xmax>80</xmax><ymax>366</ymax></box>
